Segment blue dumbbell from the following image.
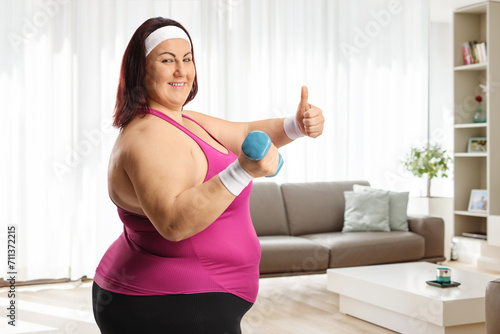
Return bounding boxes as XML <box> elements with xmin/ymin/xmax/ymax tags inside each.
<box><xmin>241</xmin><ymin>131</ymin><xmax>283</xmax><ymax>177</ymax></box>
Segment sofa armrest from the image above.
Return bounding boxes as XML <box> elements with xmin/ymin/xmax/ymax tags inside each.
<box><xmin>407</xmin><ymin>215</ymin><xmax>444</xmax><ymax>259</ymax></box>
<box><xmin>486</xmin><ymin>279</ymin><xmax>500</xmax><ymax>334</ymax></box>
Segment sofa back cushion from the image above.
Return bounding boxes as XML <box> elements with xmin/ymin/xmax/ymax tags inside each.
<box><xmin>281</xmin><ymin>181</ymin><xmax>370</xmax><ymax>236</ymax></box>
<box><xmin>249</xmin><ymin>182</ymin><xmax>290</xmax><ymax>236</ymax></box>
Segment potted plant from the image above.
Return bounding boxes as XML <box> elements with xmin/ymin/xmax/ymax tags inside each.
<box><xmin>402</xmin><ymin>143</ymin><xmax>452</xmax><ymax>198</ymax></box>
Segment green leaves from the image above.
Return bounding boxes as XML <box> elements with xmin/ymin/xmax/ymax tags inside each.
<box><xmin>402</xmin><ymin>144</ymin><xmax>452</xmax><ymax>181</ymax></box>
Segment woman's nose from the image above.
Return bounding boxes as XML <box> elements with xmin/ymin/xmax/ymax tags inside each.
<box><xmin>174</xmin><ymin>62</ymin><xmax>186</xmax><ymax>77</ymax></box>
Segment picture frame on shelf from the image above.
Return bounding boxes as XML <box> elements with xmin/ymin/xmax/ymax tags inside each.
<box><xmin>467</xmin><ymin>137</ymin><xmax>487</xmax><ymax>153</ymax></box>
<box><xmin>468</xmin><ymin>189</ymin><xmax>488</xmax><ymax>213</ymax></box>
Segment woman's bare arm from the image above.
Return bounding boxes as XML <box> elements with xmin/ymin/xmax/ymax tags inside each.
<box><xmin>184</xmin><ymin>86</ymin><xmax>324</xmax><ymax>155</ymax></box>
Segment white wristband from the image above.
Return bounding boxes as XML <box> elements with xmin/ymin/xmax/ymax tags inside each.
<box><xmin>284</xmin><ymin>115</ymin><xmax>304</xmax><ymax>140</ymax></box>
<box><xmin>219</xmin><ymin>160</ymin><xmax>255</xmax><ymax>196</ymax></box>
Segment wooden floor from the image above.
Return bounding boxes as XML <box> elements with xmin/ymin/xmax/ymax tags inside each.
<box><xmin>0</xmin><ymin>261</ymin><xmax>497</xmax><ymax>334</ymax></box>
<box><xmin>242</xmin><ymin>274</ymin><xmax>395</xmax><ymax>334</ymax></box>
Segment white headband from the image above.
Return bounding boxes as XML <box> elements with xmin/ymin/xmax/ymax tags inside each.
<box><xmin>145</xmin><ymin>26</ymin><xmax>192</xmax><ymax>57</ymax></box>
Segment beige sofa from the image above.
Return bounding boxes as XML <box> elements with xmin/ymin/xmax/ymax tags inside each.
<box><xmin>486</xmin><ymin>278</ymin><xmax>500</xmax><ymax>334</ymax></box>
<box><xmin>249</xmin><ymin>181</ymin><xmax>445</xmax><ymax>277</ymax></box>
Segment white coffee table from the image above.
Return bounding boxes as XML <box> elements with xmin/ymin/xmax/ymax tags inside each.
<box><xmin>327</xmin><ymin>262</ymin><xmax>496</xmax><ymax>334</ymax></box>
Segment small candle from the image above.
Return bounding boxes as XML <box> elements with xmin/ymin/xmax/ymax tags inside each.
<box><xmin>436</xmin><ymin>268</ymin><xmax>451</xmax><ymax>283</ymax></box>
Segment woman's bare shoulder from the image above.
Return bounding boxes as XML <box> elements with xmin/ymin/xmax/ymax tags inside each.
<box><xmin>108</xmin><ymin>113</ymin><xmax>202</xmax><ymax>214</ymax></box>
<box><xmin>118</xmin><ymin>114</ymin><xmax>181</xmax><ymax>150</ymax></box>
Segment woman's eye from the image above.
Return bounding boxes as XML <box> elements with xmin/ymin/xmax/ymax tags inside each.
<box><xmin>162</xmin><ymin>59</ymin><xmax>174</xmax><ymax>63</ymax></box>
<box><xmin>183</xmin><ymin>58</ymin><xmax>192</xmax><ymax>62</ymax></box>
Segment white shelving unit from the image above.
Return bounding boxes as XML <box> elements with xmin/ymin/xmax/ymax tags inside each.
<box><xmin>453</xmin><ymin>1</ymin><xmax>500</xmax><ymax>271</ymax></box>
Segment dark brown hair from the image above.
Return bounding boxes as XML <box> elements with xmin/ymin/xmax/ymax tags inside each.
<box><xmin>113</xmin><ymin>17</ymin><xmax>198</xmax><ymax>128</ymax></box>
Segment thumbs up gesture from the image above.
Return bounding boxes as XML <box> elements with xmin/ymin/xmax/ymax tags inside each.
<box><xmin>296</xmin><ymin>86</ymin><xmax>324</xmax><ymax>138</ymax></box>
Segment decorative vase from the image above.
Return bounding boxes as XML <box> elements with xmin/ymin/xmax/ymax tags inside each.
<box><xmin>473</xmin><ymin>103</ymin><xmax>487</xmax><ymax>123</ymax></box>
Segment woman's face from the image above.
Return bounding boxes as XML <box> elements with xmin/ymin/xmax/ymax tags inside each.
<box><xmin>145</xmin><ymin>38</ymin><xmax>195</xmax><ymax>111</ymax></box>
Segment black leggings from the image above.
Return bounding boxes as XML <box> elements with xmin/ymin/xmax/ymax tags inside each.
<box><xmin>92</xmin><ymin>282</ymin><xmax>253</xmax><ymax>334</ymax></box>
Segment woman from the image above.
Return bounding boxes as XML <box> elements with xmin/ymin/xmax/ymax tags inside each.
<box><xmin>92</xmin><ymin>17</ymin><xmax>324</xmax><ymax>334</ymax></box>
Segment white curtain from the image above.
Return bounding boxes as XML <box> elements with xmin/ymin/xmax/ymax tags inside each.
<box><xmin>0</xmin><ymin>0</ymin><xmax>429</xmax><ymax>282</ymax></box>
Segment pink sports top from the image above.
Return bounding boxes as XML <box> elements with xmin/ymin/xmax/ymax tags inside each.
<box><xmin>94</xmin><ymin>109</ymin><xmax>261</xmax><ymax>303</ymax></box>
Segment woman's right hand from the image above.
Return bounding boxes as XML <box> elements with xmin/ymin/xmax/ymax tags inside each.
<box><xmin>238</xmin><ymin>143</ymin><xmax>281</xmax><ymax>178</ymax></box>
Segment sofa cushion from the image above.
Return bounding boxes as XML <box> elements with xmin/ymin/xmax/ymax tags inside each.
<box><xmin>353</xmin><ymin>184</ymin><xmax>409</xmax><ymax>231</ymax></box>
<box><xmin>281</xmin><ymin>181</ymin><xmax>370</xmax><ymax>236</ymax></box>
<box><xmin>250</xmin><ymin>182</ymin><xmax>289</xmax><ymax>236</ymax></box>
<box><xmin>258</xmin><ymin>236</ymin><xmax>330</xmax><ymax>274</ymax></box>
<box><xmin>302</xmin><ymin>231</ymin><xmax>425</xmax><ymax>268</ymax></box>
<box><xmin>342</xmin><ymin>191</ymin><xmax>391</xmax><ymax>232</ymax></box>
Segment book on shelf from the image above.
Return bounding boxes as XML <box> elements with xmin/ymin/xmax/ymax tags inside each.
<box><xmin>462</xmin><ymin>232</ymin><xmax>487</xmax><ymax>240</ymax></box>
<box><xmin>462</xmin><ymin>41</ymin><xmax>487</xmax><ymax>65</ymax></box>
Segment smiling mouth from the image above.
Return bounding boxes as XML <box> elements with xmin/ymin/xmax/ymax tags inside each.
<box><xmin>169</xmin><ymin>82</ymin><xmax>185</xmax><ymax>87</ymax></box>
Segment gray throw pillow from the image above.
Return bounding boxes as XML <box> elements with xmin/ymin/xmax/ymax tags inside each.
<box><xmin>342</xmin><ymin>191</ymin><xmax>390</xmax><ymax>232</ymax></box>
<box><xmin>353</xmin><ymin>184</ymin><xmax>409</xmax><ymax>231</ymax></box>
